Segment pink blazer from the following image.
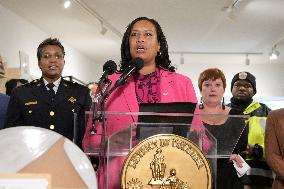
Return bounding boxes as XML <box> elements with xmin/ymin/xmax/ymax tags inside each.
<box><xmin>82</xmin><ymin>68</ymin><xmax>199</xmax><ymax>151</ymax></box>
<box><xmin>82</xmin><ymin>68</ymin><xmax>202</xmax><ymax>189</ymax></box>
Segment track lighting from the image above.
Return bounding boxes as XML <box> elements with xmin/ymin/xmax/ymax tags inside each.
<box><xmin>73</xmin><ymin>0</ymin><xmax>122</xmax><ymax>37</ymax></box>
<box><xmin>100</xmin><ymin>20</ymin><xmax>107</xmax><ymax>35</ymax></box>
<box><xmin>180</xmin><ymin>53</ymin><xmax>184</xmax><ymax>65</ymax></box>
<box><xmin>245</xmin><ymin>54</ymin><xmax>250</xmax><ymax>65</ymax></box>
<box><xmin>269</xmin><ymin>45</ymin><xmax>280</xmax><ymax>60</ymax></box>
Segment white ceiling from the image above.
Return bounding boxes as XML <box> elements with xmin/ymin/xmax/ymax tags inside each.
<box><xmin>1</xmin><ymin>0</ymin><xmax>284</xmax><ymax>66</ymax></box>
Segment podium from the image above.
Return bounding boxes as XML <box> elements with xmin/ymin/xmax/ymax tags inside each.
<box><xmin>83</xmin><ymin>111</ymin><xmax>248</xmax><ymax>189</ymax></box>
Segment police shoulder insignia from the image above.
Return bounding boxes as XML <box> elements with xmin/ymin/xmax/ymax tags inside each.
<box><xmin>26</xmin><ymin>79</ymin><xmax>40</xmax><ymax>87</ymax></box>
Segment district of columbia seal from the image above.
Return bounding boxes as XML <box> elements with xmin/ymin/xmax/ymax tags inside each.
<box><xmin>121</xmin><ymin>134</ymin><xmax>212</xmax><ymax>189</ymax></box>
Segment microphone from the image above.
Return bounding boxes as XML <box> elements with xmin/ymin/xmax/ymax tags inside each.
<box><xmin>97</xmin><ymin>60</ymin><xmax>117</xmax><ymax>87</ymax></box>
<box><xmin>100</xmin><ymin>57</ymin><xmax>144</xmax><ymax>107</ymax></box>
<box><xmin>90</xmin><ymin>60</ymin><xmax>116</xmax><ymax>134</ymax></box>
<box><xmin>112</xmin><ymin>57</ymin><xmax>144</xmax><ymax>89</ymax></box>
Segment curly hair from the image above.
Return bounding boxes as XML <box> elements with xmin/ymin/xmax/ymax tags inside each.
<box><xmin>198</xmin><ymin>68</ymin><xmax>226</xmax><ymax>91</ymax></box>
<box><xmin>120</xmin><ymin>17</ymin><xmax>175</xmax><ymax>73</ymax></box>
<box><xmin>37</xmin><ymin>38</ymin><xmax>65</xmax><ymax>61</ymax></box>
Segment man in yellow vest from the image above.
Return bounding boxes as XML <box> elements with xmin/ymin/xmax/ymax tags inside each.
<box><xmin>228</xmin><ymin>71</ymin><xmax>273</xmax><ymax>189</ymax></box>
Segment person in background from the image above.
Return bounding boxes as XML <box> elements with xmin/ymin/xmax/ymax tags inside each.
<box><xmin>83</xmin><ymin>17</ymin><xmax>199</xmax><ymax>189</ymax></box>
<box><xmin>0</xmin><ymin>93</ymin><xmax>9</xmax><ymax>129</ymax></box>
<box><xmin>265</xmin><ymin>109</ymin><xmax>284</xmax><ymax>189</ymax></box>
<box><xmin>198</xmin><ymin>68</ymin><xmax>248</xmax><ymax>189</ymax></box>
<box><xmin>87</xmin><ymin>82</ymin><xmax>98</xmax><ymax>98</ymax></box>
<box><xmin>5</xmin><ymin>38</ymin><xmax>91</xmax><ymax>148</ymax></box>
<box><xmin>5</xmin><ymin>79</ymin><xmax>28</xmax><ymax>96</ymax></box>
<box><xmin>228</xmin><ymin>71</ymin><xmax>273</xmax><ymax>189</ymax></box>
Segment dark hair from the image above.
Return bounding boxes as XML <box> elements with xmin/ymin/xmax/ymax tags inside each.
<box><xmin>198</xmin><ymin>68</ymin><xmax>226</xmax><ymax>91</ymax></box>
<box><xmin>120</xmin><ymin>17</ymin><xmax>175</xmax><ymax>72</ymax></box>
<box><xmin>5</xmin><ymin>79</ymin><xmax>28</xmax><ymax>96</ymax></box>
<box><xmin>37</xmin><ymin>38</ymin><xmax>65</xmax><ymax>61</ymax></box>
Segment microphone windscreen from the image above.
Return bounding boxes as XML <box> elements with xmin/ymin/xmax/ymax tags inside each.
<box><xmin>130</xmin><ymin>57</ymin><xmax>144</xmax><ymax>71</ymax></box>
<box><xmin>103</xmin><ymin>60</ymin><xmax>117</xmax><ymax>74</ymax></box>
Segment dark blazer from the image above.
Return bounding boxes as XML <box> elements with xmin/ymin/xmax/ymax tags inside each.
<box><xmin>265</xmin><ymin>108</ymin><xmax>284</xmax><ymax>189</ymax></box>
<box><xmin>5</xmin><ymin>78</ymin><xmax>91</xmax><ymax>148</ymax></box>
<box><xmin>0</xmin><ymin>93</ymin><xmax>10</xmax><ymax>129</ymax></box>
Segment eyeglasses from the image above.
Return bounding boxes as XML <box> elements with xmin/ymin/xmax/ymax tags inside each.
<box><xmin>41</xmin><ymin>53</ymin><xmax>64</xmax><ymax>60</ymax></box>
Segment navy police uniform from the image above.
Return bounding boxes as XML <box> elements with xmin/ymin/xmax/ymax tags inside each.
<box><xmin>5</xmin><ymin>78</ymin><xmax>91</xmax><ymax>148</ymax></box>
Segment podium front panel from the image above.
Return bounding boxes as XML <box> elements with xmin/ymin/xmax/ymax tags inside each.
<box><xmin>83</xmin><ymin>111</ymin><xmax>248</xmax><ymax>189</ymax></box>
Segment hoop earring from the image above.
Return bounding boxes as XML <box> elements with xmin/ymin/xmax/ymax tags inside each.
<box><xmin>222</xmin><ymin>97</ymin><xmax>225</xmax><ymax>110</ymax></box>
<box><xmin>157</xmin><ymin>51</ymin><xmax>161</xmax><ymax>57</ymax></box>
<box><xmin>199</xmin><ymin>97</ymin><xmax>204</xmax><ymax>109</ymax></box>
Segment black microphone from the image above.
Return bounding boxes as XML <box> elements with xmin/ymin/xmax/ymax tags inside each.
<box><xmin>112</xmin><ymin>57</ymin><xmax>144</xmax><ymax>89</ymax></box>
<box><xmin>100</xmin><ymin>57</ymin><xmax>144</xmax><ymax>104</ymax></box>
<box><xmin>97</xmin><ymin>60</ymin><xmax>117</xmax><ymax>87</ymax></box>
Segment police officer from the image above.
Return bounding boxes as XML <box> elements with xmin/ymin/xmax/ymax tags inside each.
<box><xmin>228</xmin><ymin>71</ymin><xmax>273</xmax><ymax>189</ymax></box>
<box><xmin>5</xmin><ymin>38</ymin><xmax>91</xmax><ymax>148</ymax></box>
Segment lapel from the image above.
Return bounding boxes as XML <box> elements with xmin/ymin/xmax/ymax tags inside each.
<box><xmin>53</xmin><ymin>79</ymin><xmax>71</xmax><ymax>106</ymax></box>
<box><xmin>31</xmin><ymin>78</ymin><xmax>52</xmax><ymax>105</ymax></box>
<box><xmin>121</xmin><ymin>69</ymin><xmax>173</xmax><ymax>110</ymax></box>
<box><xmin>159</xmin><ymin>69</ymin><xmax>173</xmax><ymax>101</ymax></box>
<box><xmin>122</xmin><ymin>76</ymin><xmax>139</xmax><ymax>121</ymax></box>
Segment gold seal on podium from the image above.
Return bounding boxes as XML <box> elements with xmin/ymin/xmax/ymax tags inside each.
<box><xmin>121</xmin><ymin>134</ymin><xmax>212</xmax><ymax>189</ymax></box>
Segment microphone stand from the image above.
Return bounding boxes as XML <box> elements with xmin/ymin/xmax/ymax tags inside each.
<box><xmin>97</xmin><ymin>60</ymin><xmax>142</xmax><ymax>188</ymax></box>
<box><xmin>91</xmin><ymin>79</ymin><xmax>114</xmax><ymax>189</ymax></box>
<box><xmin>98</xmin><ymin>84</ymin><xmax>117</xmax><ymax>189</ymax></box>
<box><xmin>90</xmin><ymin>80</ymin><xmax>111</xmax><ymax>135</ymax></box>
<box><xmin>90</xmin><ymin>80</ymin><xmax>111</xmax><ymax>189</ymax></box>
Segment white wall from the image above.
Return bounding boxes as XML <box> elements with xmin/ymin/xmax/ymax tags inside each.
<box><xmin>0</xmin><ymin>4</ymin><xmax>100</xmax><ymax>84</ymax></box>
<box><xmin>1</xmin><ymin>4</ymin><xmax>284</xmax><ymax>109</ymax></box>
<box><xmin>170</xmin><ymin>54</ymin><xmax>284</xmax><ymax>109</ymax></box>
<box><xmin>170</xmin><ymin>54</ymin><xmax>284</xmax><ymax>98</ymax></box>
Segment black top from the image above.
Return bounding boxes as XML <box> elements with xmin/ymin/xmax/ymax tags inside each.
<box><xmin>203</xmin><ymin>108</ymin><xmax>248</xmax><ymax>189</ymax></box>
<box><xmin>204</xmin><ymin>109</ymin><xmax>248</xmax><ymax>155</ymax></box>
<box><xmin>5</xmin><ymin>78</ymin><xmax>91</xmax><ymax>148</ymax></box>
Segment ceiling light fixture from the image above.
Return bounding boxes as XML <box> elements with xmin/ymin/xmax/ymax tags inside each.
<box><xmin>73</xmin><ymin>0</ymin><xmax>122</xmax><ymax>37</ymax></box>
<box><xmin>269</xmin><ymin>45</ymin><xmax>280</xmax><ymax>60</ymax></box>
<box><xmin>63</xmin><ymin>0</ymin><xmax>71</xmax><ymax>9</ymax></box>
<box><xmin>245</xmin><ymin>54</ymin><xmax>250</xmax><ymax>65</ymax></box>
<box><xmin>100</xmin><ymin>20</ymin><xmax>107</xmax><ymax>35</ymax></box>
<box><xmin>180</xmin><ymin>53</ymin><xmax>184</xmax><ymax>65</ymax></box>
<box><xmin>223</xmin><ymin>0</ymin><xmax>242</xmax><ymax>12</ymax></box>
<box><xmin>221</xmin><ymin>0</ymin><xmax>245</xmax><ymax>20</ymax></box>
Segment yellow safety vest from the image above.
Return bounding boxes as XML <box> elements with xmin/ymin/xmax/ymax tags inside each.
<box><xmin>243</xmin><ymin>101</ymin><xmax>267</xmax><ymax>159</ymax></box>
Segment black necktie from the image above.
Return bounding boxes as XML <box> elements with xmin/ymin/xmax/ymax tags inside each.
<box><xmin>46</xmin><ymin>83</ymin><xmax>55</xmax><ymax>100</ymax></box>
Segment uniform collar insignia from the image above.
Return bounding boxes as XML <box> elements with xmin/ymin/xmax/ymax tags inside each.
<box><xmin>68</xmin><ymin>97</ymin><xmax>76</xmax><ymax>103</ymax></box>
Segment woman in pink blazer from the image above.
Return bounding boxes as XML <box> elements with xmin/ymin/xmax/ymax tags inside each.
<box><xmin>83</xmin><ymin>17</ymin><xmax>199</xmax><ymax>189</ymax></box>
